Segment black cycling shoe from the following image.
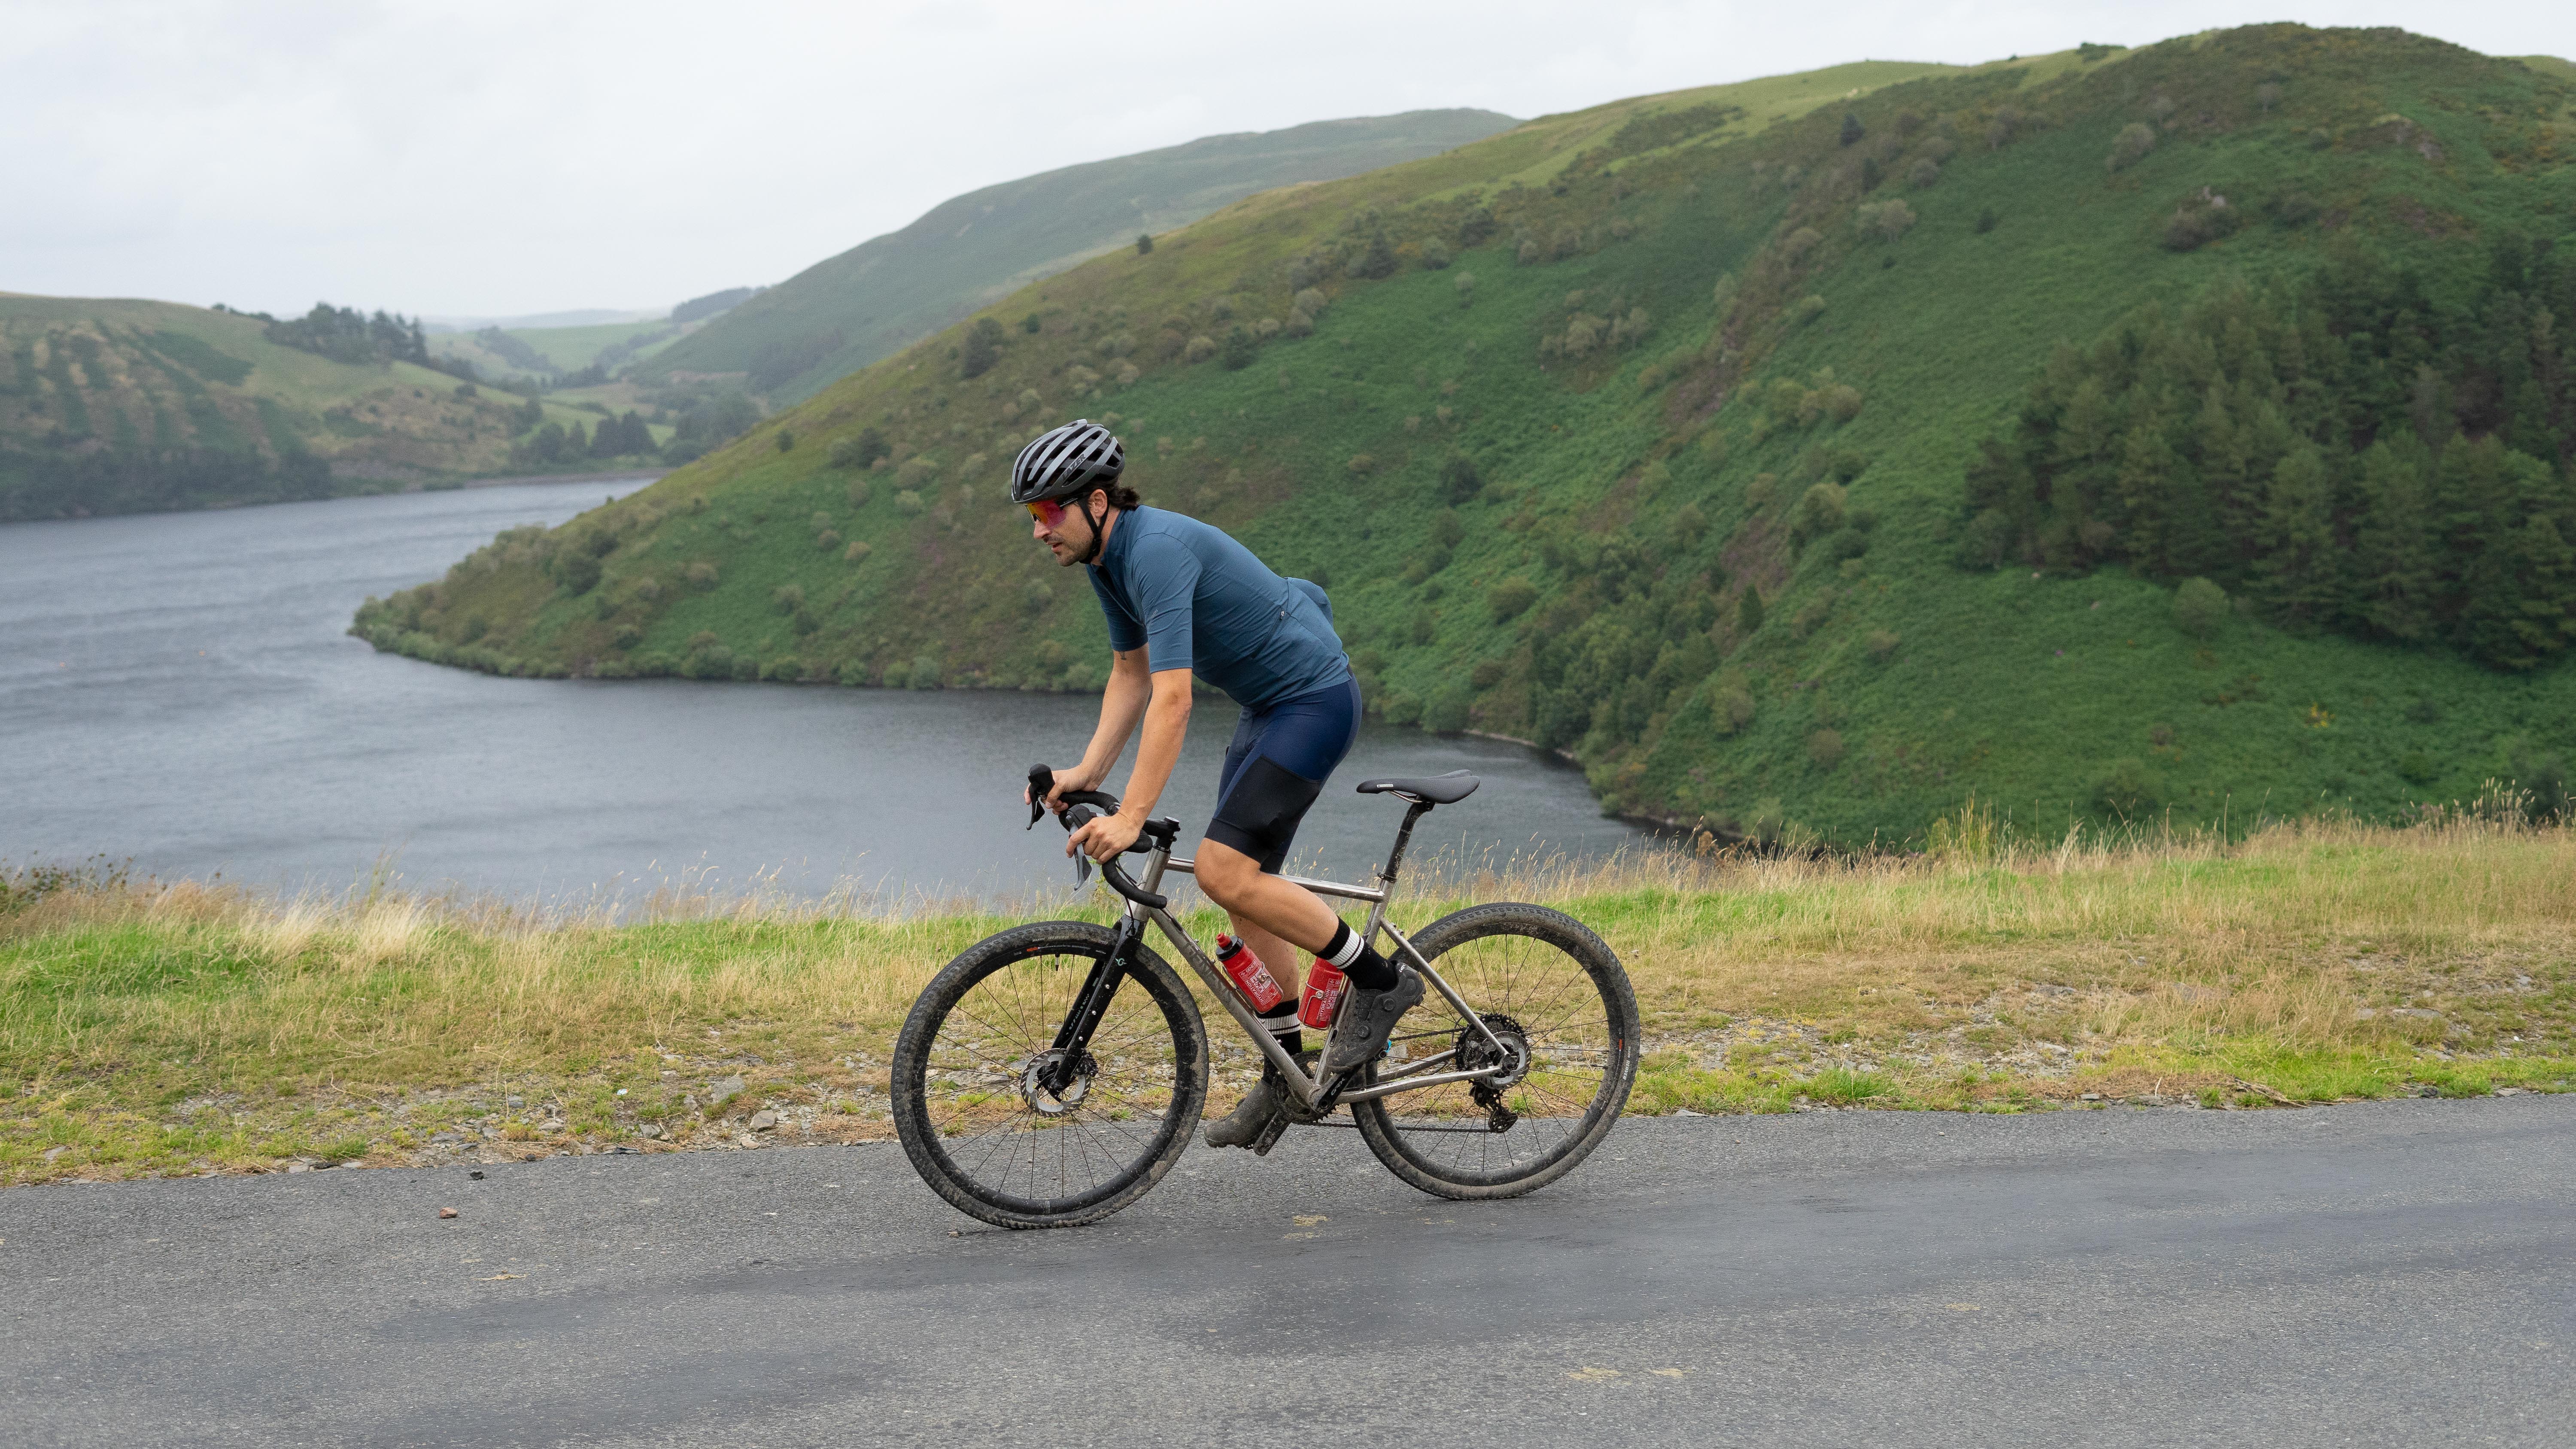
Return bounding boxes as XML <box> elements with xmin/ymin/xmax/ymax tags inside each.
<box><xmin>1204</xmin><ymin>1074</ymin><xmax>1289</xmax><ymax>1149</ymax></box>
<box><xmin>1320</xmin><ymin>967</ymin><xmax>1424</xmax><ymax>1074</ymax></box>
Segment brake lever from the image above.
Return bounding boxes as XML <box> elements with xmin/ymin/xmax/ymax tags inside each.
<box><xmin>1026</xmin><ymin>764</ymin><xmax>1053</xmax><ymax>831</ymax></box>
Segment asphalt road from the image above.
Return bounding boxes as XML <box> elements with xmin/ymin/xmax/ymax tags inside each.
<box><xmin>4</xmin><ymin>1097</ymin><xmax>2570</xmax><ymax>1447</ymax></box>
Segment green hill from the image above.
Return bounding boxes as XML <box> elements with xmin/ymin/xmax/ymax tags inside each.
<box><xmin>632</xmin><ymin>109</ymin><xmax>1527</xmax><ymax>404</ymax></box>
<box><xmin>0</xmin><ymin>295</ymin><xmax>661</xmax><ymax>518</ymax></box>
<box><xmin>359</xmin><ymin>27</ymin><xmax>2576</xmax><ymax>847</ymax></box>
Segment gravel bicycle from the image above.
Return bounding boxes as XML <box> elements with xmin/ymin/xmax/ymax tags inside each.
<box><xmin>890</xmin><ymin>765</ymin><xmax>1640</xmax><ymax>1229</ymax></box>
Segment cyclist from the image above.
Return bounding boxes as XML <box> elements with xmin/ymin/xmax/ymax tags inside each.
<box><xmin>1013</xmin><ymin>418</ymin><xmax>1420</xmax><ymax>1147</ymax></box>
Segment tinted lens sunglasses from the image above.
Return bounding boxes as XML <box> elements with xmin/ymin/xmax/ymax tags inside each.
<box><xmin>1026</xmin><ymin>498</ymin><xmax>1072</xmax><ymax>529</ymax></box>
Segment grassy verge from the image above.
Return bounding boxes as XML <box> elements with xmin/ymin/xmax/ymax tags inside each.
<box><xmin>6</xmin><ymin>814</ymin><xmax>2572</xmax><ymax>1185</ymax></box>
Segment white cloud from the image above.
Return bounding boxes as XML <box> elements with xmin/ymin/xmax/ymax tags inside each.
<box><xmin>0</xmin><ymin>0</ymin><xmax>2559</xmax><ymax>316</ymax></box>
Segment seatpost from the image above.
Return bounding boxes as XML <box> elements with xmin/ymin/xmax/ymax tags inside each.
<box><xmin>1379</xmin><ymin>802</ymin><xmax>1431</xmax><ymax>883</ymax></box>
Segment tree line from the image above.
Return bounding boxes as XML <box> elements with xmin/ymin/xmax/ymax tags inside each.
<box><xmin>1958</xmin><ymin>236</ymin><xmax>2576</xmax><ymax>670</ymax></box>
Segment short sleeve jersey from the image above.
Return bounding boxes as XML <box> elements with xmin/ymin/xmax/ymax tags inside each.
<box><xmin>1086</xmin><ymin>507</ymin><xmax>1351</xmax><ymax>710</ymax></box>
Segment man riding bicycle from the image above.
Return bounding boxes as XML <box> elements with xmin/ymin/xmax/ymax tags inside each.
<box><xmin>1013</xmin><ymin>418</ymin><xmax>1420</xmax><ymax>1148</ymax></box>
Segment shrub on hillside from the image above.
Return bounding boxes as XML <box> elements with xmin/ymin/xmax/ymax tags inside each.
<box><xmin>1794</xmin><ymin>295</ymin><xmax>1828</xmax><ymax>325</ymax></box>
<box><xmin>1292</xmin><ymin>288</ymin><xmax>1328</xmax><ymax>318</ymax></box>
<box><xmin>908</xmin><ymin>655</ymin><xmax>942</xmax><ymax>689</ymax></box>
<box><xmin>1424</xmin><ymin>689</ymin><xmax>1470</xmax><ymax>735</ymax></box>
<box><xmin>1791</xmin><ymin>482</ymin><xmax>1848</xmax><ymax>549</ymax></box>
<box><xmin>1488</xmin><ymin>576</ymin><xmax>1538</xmax><ymax>622</ymax></box>
<box><xmin>845</xmin><ymin>479</ymin><xmax>871</xmax><ymax>509</ymax></box>
<box><xmin>2172</xmin><ymin>578</ymin><xmax>2228</xmax><ymax>638</ymax></box>
<box><xmin>1418</xmin><ymin>239</ymin><xmax>1451</xmax><ymax>270</ymax></box>
<box><xmin>1856</xmin><ymin>200</ymin><xmax>1917</xmax><ymax>242</ymax></box>
<box><xmin>1908</xmin><ymin>158</ymin><xmax>1941</xmax><ymax>189</ymax></box>
<box><xmin>685</xmin><ymin>561</ymin><xmax>718</xmax><ymax>590</ymax></box>
<box><xmin>1441</xmin><ymin>454</ymin><xmax>1483</xmax><ymax>503</ymax></box>
<box><xmin>2093</xmin><ymin>758</ymin><xmax>2161</xmax><ymax>817</ymax></box>
<box><xmin>1737</xmin><ymin>587</ymin><xmax>1765</xmax><ymax>636</ymax></box>
<box><xmin>1219</xmin><ymin>326</ymin><xmax>1257</xmax><ymax>370</ymax></box>
<box><xmin>1808</xmin><ymin>729</ymin><xmax>1846</xmax><ymax>769</ymax></box>
<box><xmin>894</xmin><ymin>490</ymin><xmax>924</xmax><ymax>515</ymax></box>
<box><xmin>1713</xmin><ymin>684</ymin><xmax>1756</xmax><ymax>734</ymax></box>
<box><xmin>1184</xmin><ymin>335</ymin><xmax>1218</xmax><ymax>364</ymax></box>
<box><xmin>1839</xmin><ymin>112</ymin><xmax>1865</xmax><ymax>147</ymax></box>
<box><xmin>842</xmin><ymin>540</ymin><xmax>871</xmax><ymax>563</ymax></box>
<box><xmin>2160</xmin><ymin>190</ymin><xmax>2240</xmax><ymax>251</ymax></box>
<box><xmin>2107</xmin><ymin>122</ymin><xmax>2157</xmax><ymax>172</ymax></box>
<box><xmin>829</xmin><ymin>428</ymin><xmax>890</xmax><ymax>470</ymax></box>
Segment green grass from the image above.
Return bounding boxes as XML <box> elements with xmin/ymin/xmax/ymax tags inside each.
<box><xmin>363</xmin><ymin>24</ymin><xmax>2576</xmax><ymax>847</ymax></box>
<box><xmin>7</xmin><ymin>813</ymin><xmax>2569</xmax><ymax>1181</ymax></box>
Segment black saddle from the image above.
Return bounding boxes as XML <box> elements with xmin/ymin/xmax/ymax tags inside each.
<box><xmin>1355</xmin><ymin>770</ymin><xmax>1481</xmax><ymax>806</ymax></box>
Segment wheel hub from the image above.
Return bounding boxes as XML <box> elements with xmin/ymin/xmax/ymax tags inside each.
<box><xmin>1018</xmin><ymin>1049</ymin><xmax>1097</xmax><ymax>1116</ymax></box>
<box><xmin>1457</xmin><ymin>1014</ymin><xmax>1530</xmax><ymax>1090</ymax></box>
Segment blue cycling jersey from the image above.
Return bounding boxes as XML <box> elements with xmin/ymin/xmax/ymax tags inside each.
<box><xmin>1085</xmin><ymin>507</ymin><xmax>1352</xmax><ymax>711</ymax></box>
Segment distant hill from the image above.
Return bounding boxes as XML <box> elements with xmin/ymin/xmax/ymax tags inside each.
<box><xmin>633</xmin><ymin>109</ymin><xmax>1524</xmax><ymax>404</ymax></box>
<box><xmin>367</xmin><ymin>28</ymin><xmax>2576</xmax><ymax>845</ymax></box>
<box><xmin>0</xmin><ymin>294</ymin><xmax>653</xmax><ymax>518</ymax></box>
<box><xmin>426</xmin><ymin>288</ymin><xmax>766</xmax><ymax>382</ymax></box>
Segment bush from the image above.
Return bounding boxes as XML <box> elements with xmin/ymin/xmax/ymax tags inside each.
<box><xmin>1713</xmin><ymin>685</ymin><xmax>1756</xmax><ymax>734</ymax></box>
<box><xmin>1284</xmin><ymin>310</ymin><xmax>1315</xmax><ymax>337</ymax></box>
<box><xmin>814</xmin><ymin>529</ymin><xmax>841</xmax><ymax>551</ymax></box>
<box><xmin>838</xmin><ymin>661</ymin><xmax>870</xmax><ymax>686</ymax></box>
<box><xmin>1219</xmin><ymin>325</ymin><xmax>1257</xmax><ymax>371</ymax></box>
<box><xmin>2107</xmin><ymin>122</ymin><xmax>2157</xmax><ymax>172</ymax></box>
<box><xmin>1907</xmin><ymin>158</ymin><xmax>1940</xmax><ymax>189</ymax></box>
<box><xmin>2398</xmin><ymin>749</ymin><xmax>2439</xmax><ymax>785</ymax></box>
<box><xmin>829</xmin><ymin>429</ymin><xmax>890</xmax><ymax>469</ymax></box>
<box><xmin>908</xmin><ymin>654</ymin><xmax>942</xmax><ymax>689</ymax></box>
<box><xmin>2093</xmin><ymin>758</ymin><xmax>2160</xmax><ymax>817</ymax></box>
<box><xmin>2173</xmin><ymin>577</ymin><xmax>2227</xmax><ymax>638</ymax></box>
<box><xmin>1839</xmin><ymin>112</ymin><xmax>1864</xmax><ymax>147</ymax></box>
<box><xmin>1441</xmin><ymin>454</ymin><xmax>1482</xmax><ymax>503</ymax></box>
<box><xmin>2160</xmin><ymin>193</ymin><xmax>2241</xmax><ymax>252</ymax></box>
<box><xmin>1737</xmin><ymin>587</ymin><xmax>1765</xmax><ymax>636</ymax></box>
<box><xmin>1134</xmin><ymin>233</ymin><xmax>1153</xmax><ymax>255</ymax></box>
<box><xmin>1865</xmin><ymin>629</ymin><xmax>1900</xmax><ymax>661</ymax></box>
<box><xmin>1794</xmin><ymin>295</ymin><xmax>1828</xmax><ymax>326</ymax></box>
<box><xmin>880</xmin><ymin>660</ymin><xmax>910</xmax><ymax>688</ymax></box>
<box><xmin>1292</xmin><ymin>288</ymin><xmax>1328</xmax><ymax>318</ymax></box>
<box><xmin>1791</xmin><ymin>481</ymin><xmax>1847</xmax><ymax>548</ymax></box>
<box><xmin>1808</xmin><ymin>729</ymin><xmax>1846</xmax><ymax>769</ymax></box>
<box><xmin>685</xmin><ymin>561</ymin><xmax>719</xmax><ymax>590</ymax></box>
<box><xmin>843</xmin><ymin>540</ymin><xmax>872</xmax><ymax>563</ymax></box>
<box><xmin>1418</xmin><ymin>239</ymin><xmax>1451</xmax><ymax>270</ymax></box>
<box><xmin>775</xmin><ymin>430</ymin><xmax>795</xmax><ymax>452</ymax></box>
<box><xmin>1975</xmin><ymin>207</ymin><xmax>1999</xmax><ymax>234</ymax></box>
<box><xmin>1183</xmin><ymin>335</ymin><xmax>1218</xmax><ymax>364</ymax></box>
<box><xmin>555</xmin><ymin>552</ymin><xmax>602</xmax><ymax>596</ymax></box>
<box><xmin>771</xmin><ymin>584</ymin><xmax>805</xmax><ymax>615</ymax></box>
<box><xmin>1381</xmin><ymin>693</ymin><xmax>1422</xmax><ymax>725</ymax></box>
<box><xmin>1855</xmin><ymin>200</ymin><xmax>1916</xmax><ymax>242</ymax></box>
<box><xmin>845</xmin><ymin>479</ymin><xmax>871</xmax><ymax>509</ymax></box>
<box><xmin>1489</xmin><ymin>576</ymin><xmax>1539</xmax><ymax>622</ymax></box>
<box><xmin>894</xmin><ymin>490</ymin><xmax>924</xmax><ymax>515</ymax></box>
<box><xmin>1956</xmin><ymin>508</ymin><xmax>2012</xmax><ymax>568</ymax></box>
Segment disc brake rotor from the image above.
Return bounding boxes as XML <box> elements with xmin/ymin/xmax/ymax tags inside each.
<box><xmin>1018</xmin><ymin>1049</ymin><xmax>1097</xmax><ymax>1116</ymax></box>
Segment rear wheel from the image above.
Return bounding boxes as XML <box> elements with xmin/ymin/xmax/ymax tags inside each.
<box><xmin>892</xmin><ymin>922</ymin><xmax>1207</xmax><ymax>1229</ymax></box>
<box><xmin>1350</xmin><ymin>903</ymin><xmax>1637</xmax><ymax>1199</ymax></box>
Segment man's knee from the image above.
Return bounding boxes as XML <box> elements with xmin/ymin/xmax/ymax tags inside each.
<box><xmin>1194</xmin><ymin>840</ymin><xmax>1261</xmax><ymax>906</ymax></box>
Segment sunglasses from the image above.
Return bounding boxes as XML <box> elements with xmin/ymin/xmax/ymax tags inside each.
<box><xmin>1025</xmin><ymin>498</ymin><xmax>1072</xmax><ymax>529</ymax></box>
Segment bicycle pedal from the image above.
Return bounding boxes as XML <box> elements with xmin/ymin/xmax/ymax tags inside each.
<box><xmin>1249</xmin><ymin>1110</ymin><xmax>1291</xmax><ymax>1156</ymax></box>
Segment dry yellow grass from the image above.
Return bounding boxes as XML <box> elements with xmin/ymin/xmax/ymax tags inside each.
<box><xmin>4</xmin><ymin>809</ymin><xmax>2570</xmax><ymax>1183</ymax></box>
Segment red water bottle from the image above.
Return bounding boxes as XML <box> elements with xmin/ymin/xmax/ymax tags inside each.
<box><xmin>1213</xmin><ymin>934</ymin><xmax>1287</xmax><ymax>1013</ymax></box>
<box><xmin>1300</xmin><ymin>953</ymin><xmax>1347</xmax><ymax>1031</ymax></box>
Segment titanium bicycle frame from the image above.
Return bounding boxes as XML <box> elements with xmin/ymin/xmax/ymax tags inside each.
<box><xmin>1048</xmin><ymin>795</ymin><xmax>1514</xmax><ymax>1114</ymax></box>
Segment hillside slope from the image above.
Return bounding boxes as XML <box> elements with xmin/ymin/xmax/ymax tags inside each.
<box><xmin>0</xmin><ymin>295</ymin><xmax>658</xmax><ymax>518</ymax></box>
<box><xmin>364</xmin><ymin>28</ymin><xmax>2576</xmax><ymax>847</ymax></box>
<box><xmin>634</xmin><ymin>109</ymin><xmax>1523</xmax><ymax>404</ymax></box>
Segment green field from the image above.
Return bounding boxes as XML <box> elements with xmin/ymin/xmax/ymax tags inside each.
<box><xmin>638</xmin><ymin>108</ymin><xmax>1526</xmax><ymax>403</ymax></box>
<box><xmin>361</xmin><ymin>27</ymin><xmax>2576</xmax><ymax>847</ymax></box>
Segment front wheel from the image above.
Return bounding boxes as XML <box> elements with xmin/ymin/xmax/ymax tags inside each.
<box><xmin>892</xmin><ymin>921</ymin><xmax>1208</xmax><ymax>1229</ymax></box>
<box><xmin>1350</xmin><ymin>903</ymin><xmax>1638</xmax><ymax>1199</ymax></box>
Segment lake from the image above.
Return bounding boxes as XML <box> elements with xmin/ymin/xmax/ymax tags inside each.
<box><xmin>2</xmin><ymin>483</ymin><xmax>1649</xmax><ymax>906</ymax></box>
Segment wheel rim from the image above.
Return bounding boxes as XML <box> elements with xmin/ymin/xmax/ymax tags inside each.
<box><xmin>1366</xmin><ymin>922</ymin><xmax>1625</xmax><ymax>1185</ymax></box>
<box><xmin>915</xmin><ymin>945</ymin><xmax>1192</xmax><ymax>1215</ymax></box>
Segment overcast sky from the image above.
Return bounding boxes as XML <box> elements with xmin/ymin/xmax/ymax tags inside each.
<box><xmin>2</xmin><ymin>1</ymin><xmax>2562</xmax><ymax>319</ymax></box>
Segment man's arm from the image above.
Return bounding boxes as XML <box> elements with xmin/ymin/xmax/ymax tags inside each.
<box><xmin>1046</xmin><ymin>647</ymin><xmax>1151</xmax><ymax>806</ymax></box>
<box><xmin>1067</xmin><ymin>666</ymin><xmax>1191</xmax><ymax>861</ymax></box>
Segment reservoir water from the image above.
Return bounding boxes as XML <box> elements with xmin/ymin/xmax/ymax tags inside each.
<box><xmin>2</xmin><ymin>483</ymin><xmax>1647</xmax><ymax>906</ymax></box>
